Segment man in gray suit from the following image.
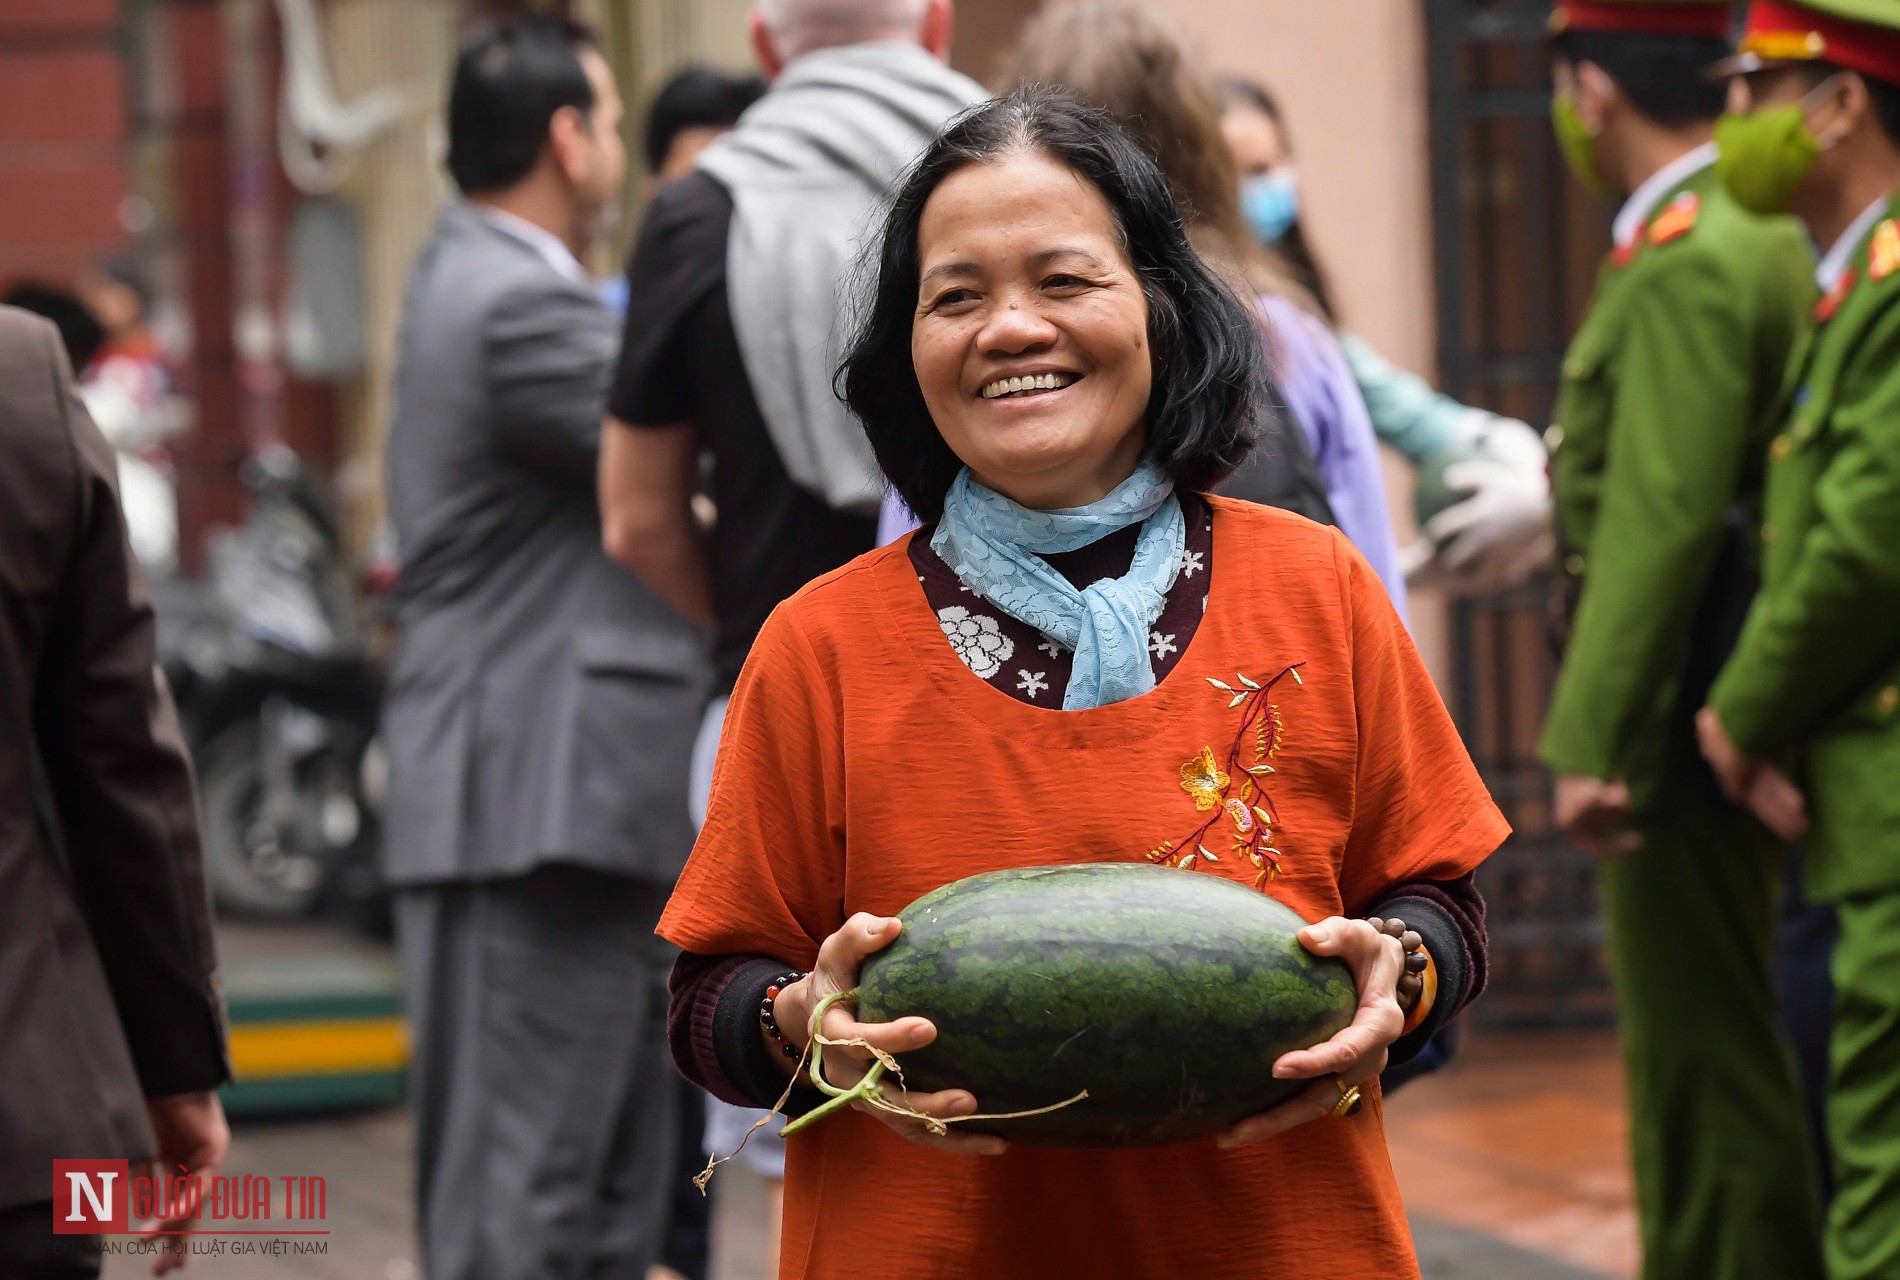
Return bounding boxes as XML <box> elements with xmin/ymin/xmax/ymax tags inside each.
<box><xmin>382</xmin><ymin>16</ymin><xmax>709</xmax><ymax>1279</ymax></box>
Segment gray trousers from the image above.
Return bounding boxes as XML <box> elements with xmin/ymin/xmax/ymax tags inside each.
<box><xmin>396</xmin><ymin>864</ymin><xmax>679</xmax><ymax>1280</ymax></box>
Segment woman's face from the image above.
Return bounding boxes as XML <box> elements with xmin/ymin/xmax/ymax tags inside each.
<box><xmin>910</xmin><ymin>149</ymin><xmax>1152</xmax><ymax>511</ymax></box>
<box><xmin>1220</xmin><ymin>102</ymin><xmax>1286</xmax><ymax>177</ymax></box>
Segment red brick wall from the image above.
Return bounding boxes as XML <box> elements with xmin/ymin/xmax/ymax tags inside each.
<box><xmin>0</xmin><ymin>0</ymin><xmax>117</xmax><ymax>29</ymax></box>
<box><xmin>0</xmin><ymin>1</ymin><xmax>128</xmax><ymax>285</ymax></box>
<box><xmin>1</xmin><ymin>2</ymin><xmax>339</xmax><ymax>571</ymax></box>
<box><xmin>166</xmin><ymin>0</ymin><xmax>248</xmax><ymax>562</ymax></box>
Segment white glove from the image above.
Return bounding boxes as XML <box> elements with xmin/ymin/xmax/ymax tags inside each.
<box><xmin>1412</xmin><ymin>412</ymin><xmax>1554</xmax><ymax>595</ymax></box>
<box><xmin>1449</xmin><ymin>409</ymin><xmax>1547</xmax><ymax>473</ymax></box>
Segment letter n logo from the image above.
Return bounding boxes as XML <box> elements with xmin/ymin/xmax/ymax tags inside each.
<box><xmin>51</xmin><ymin>1160</ymin><xmax>129</xmax><ymax>1233</ymax></box>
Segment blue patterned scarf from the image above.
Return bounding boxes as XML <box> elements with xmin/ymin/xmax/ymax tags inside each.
<box><xmin>931</xmin><ymin>463</ymin><xmax>1186</xmax><ymax>710</ymax></box>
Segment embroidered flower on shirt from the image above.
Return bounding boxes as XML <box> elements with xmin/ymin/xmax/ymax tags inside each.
<box><xmin>1179</xmin><ymin>747</ymin><xmax>1231</xmax><ymax>811</ymax></box>
<box><xmin>1179</xmin><ymin>549</ymin><xmax>1205</xmax><ymax>578</ymax></box>
<box><xmin>938</xmin><ymin>606</ymin><xmax>1014</xmax><ymax>680</ymax></box>
<box><xmin>1149</xmin><ymin>631</ymin><xmax>1178</xmax><ymax>659</ymax></box>
<box><xmin>1037</xmin><ymin>637</ymin><xmax>1064</xmax><ymax>659</ymax></box>
<box><xmin>1016</xmin><ymin>669</ymin><xmax>1049</xmax><ymax>700</ymax></box>
<box><xmin>1151</xmin><ymin>665</ymin><xmax>1306</xmax><ymax>889</ymax></box>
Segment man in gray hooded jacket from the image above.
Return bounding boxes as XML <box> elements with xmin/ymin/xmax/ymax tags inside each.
<box><xmin>599</xmin><ymin>0</ymin><xmax>981</xmax><ymax>1223</ymax></box>
<box><xmin>603</xmin><ymin>0</ymin><xmax>978</xmax><ymax>673</ymax></box>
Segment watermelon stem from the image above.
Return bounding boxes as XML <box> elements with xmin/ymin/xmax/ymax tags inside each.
<box><xmin>780</xmin><ymin>1067</ymin><xmax>885</xmax><ymax>1136</ymax></box>
<box><xmin>781</xmin><ymin>989</ymin><xmax>887</xmax><ymax>1136</ymax></box>
<box><xmin>779</xmin><ymin>989</ymin><xmax>1090</xmax><ymax>1139</ymax></box>
<box><xmin>691</xmin><ymin>1018</ymin><xmax>821</xmax><ymax>1195</ymax></box>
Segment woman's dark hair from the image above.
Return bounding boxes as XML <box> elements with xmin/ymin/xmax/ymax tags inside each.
<box><xmin>643</xmin><ymin>65</ymin><xmax>766</xmax><ymax>173</ymax></box>
<box><xmin>447</xmin><ymin>14</ymin><xmax>601</xmax><ymax>195</ymax></box>
<box><xmin>1551</xmin><ymin>31</ymin><xmax>1731</xmax><ymax>126</ymax></box>
<box><xmin>840</xmin><ymin>88</ymin><xmax>1268</xmax><ymax>524</ymax></box>
<box><xmin>1215</xmin><ymin>76</ymin><xmax>1340</xmax><ymax>325</ymax></box>
<box><xmin>4</xmin><ymin>282</ymin><xmax>105</xmax><ymax>373</ymax></box>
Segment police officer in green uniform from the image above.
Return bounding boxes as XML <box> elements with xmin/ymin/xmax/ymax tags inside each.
<box><xmin>1697</xmin><ymin>3</ymin><xmax>1900</xmax><ymax>1274</ymax></box>
<box><xmin>1540</xmin><ymin>3</ymin><xmax>1826</xmax><ymax>1277</ymax></box>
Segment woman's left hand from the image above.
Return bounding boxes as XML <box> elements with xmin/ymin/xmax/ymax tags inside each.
<box><xmin>1216</xmin><ymin>916</ymin><xmax>1406</xmax><ymax>1148</ymax></box>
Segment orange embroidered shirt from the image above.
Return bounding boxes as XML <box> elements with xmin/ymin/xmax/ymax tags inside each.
<box><xmin>659</xmin><ymin>496</ymin><xmax>1510</xmax><ymax>1280</ymax></box>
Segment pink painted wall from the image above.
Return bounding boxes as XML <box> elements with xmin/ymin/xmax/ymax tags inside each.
<box><xmin>1150</xmin><ymin>0</ymin><xmax>1437</xmax><ymax>377</ymax></box>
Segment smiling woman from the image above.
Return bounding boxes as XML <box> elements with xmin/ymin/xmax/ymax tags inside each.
<box><xmin>657</xmin><ymin>89</ymin><xmax>1508</xmax><ymax>1280</ymax></box>
<box><xmin>847</xmin><ymin>93</ymin><xmax>1260</xmax><ymax>524</ymax></box>
<box><xmin>908</xmin><ymin>152</ymin><xmax>1153</xmax><ymax>510</ymax></box>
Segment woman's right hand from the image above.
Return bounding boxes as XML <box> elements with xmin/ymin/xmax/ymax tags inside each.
<box><xmin>775</xmin><ymin>912</ymin><xmax>1007</xmax><ymax>1155</ymax></box>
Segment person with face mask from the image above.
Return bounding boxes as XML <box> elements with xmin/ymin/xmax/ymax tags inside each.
<box><xmin>1542</xmin><ymin>4</ymin><xmax>1828</xmax><ymax>1279</ymax></box>
<box><xmin>1218</xmin><ymin>79</ymin><xmax>1554</xmax><ymax>594</ymax></box>
<box><xmin>1696</xmin><ymin>4</ymin><xmax>1900</xmax><ymax>1276</ymax></box>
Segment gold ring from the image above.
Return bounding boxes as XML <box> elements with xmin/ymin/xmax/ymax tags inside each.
<box><xmin>1330</xmin><ymin>1078</ymin><xmax>1363</xmax><ymax>1119</ymax></box>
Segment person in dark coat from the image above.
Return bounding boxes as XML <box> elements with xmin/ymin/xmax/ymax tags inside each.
<box><xmin>0</xmin><ymin>304</ymin><xmax>229</xmax><ymax>1278</ymax></box>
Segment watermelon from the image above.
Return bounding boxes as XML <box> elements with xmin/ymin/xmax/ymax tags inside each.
<box><xmin>849</xmin><ymin>863</ymin><xmax>1358</xmax><ymax>1147</ymax></box>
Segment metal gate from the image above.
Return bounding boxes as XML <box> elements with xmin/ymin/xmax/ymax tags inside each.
<box><xmin>1424</xmin><ymin>0</ymin><xmax>1615</xmax><ymax>1027</ymax></box>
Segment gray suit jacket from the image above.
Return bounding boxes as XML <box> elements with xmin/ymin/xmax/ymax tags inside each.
<box><xmin>0</xmin><ymin>307</ymin><xmax>227</xmax><ymax>1208</ymax></box>
<box><xmin>382</xmin><ymin>203</ymin><xmax>710</xmax><ymax>887</ymax></box>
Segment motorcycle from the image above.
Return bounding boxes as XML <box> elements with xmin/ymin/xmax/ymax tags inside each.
<box><xmin>154</xmin><ymin>446</ymin><xmax>388</xmax><ymax>932</ymax></box>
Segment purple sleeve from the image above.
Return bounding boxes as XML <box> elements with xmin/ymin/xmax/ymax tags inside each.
<box><xmin>1254</xmin><ymin>296</ymin><xmax>1408</xmax><ymax>623</ymax></box>
<box><xmin>877</xmin><ymin>490</ymin><xmax>921</xmax><ymax>547</ymax></box>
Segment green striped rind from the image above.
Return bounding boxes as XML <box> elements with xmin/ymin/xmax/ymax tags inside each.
<box><xmin>856</xmin><ymin>864</ymin><xmax>1356</xmax><ymax>1147</ymax></box>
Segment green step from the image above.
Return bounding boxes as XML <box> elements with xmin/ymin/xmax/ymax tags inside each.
<box><xmin>215</xmin><ymin>921</ymin><xmax>407</xmax><ymax>1117</ymax></box>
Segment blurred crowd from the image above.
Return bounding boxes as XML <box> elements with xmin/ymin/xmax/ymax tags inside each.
<box><xmin>6</xmin><ymin>0</ymin><xmax>1900</xmax><ymax>1278</ymax></box>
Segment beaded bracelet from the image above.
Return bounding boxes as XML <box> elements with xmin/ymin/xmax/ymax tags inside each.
<box><xmin>1365</xmin><ymin>917</ymin><xmax>1434</xmax><ymax>1027</ymax></box>
<box><xmin>759</xmin><ymin>969</ymin><xmax>808</xmax><ymax>1060</ymax></box>
<box><xmin>1400</xmin><ymin>950</ymin><xmax>1439</xmax><ymax>1037</ymax></box>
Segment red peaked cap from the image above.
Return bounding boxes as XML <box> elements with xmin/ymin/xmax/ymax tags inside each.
<box><xmin>1551</xmin><ymin>1</ymin><xmax>1737</xmax><ymax>37</ymax></box>
<box><xmin>1739</xmin><ymin>0</ymin><xmax>1900</xmax><ymax>84</ymax></box>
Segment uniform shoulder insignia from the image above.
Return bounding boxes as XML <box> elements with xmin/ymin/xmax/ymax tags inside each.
<box><xmin>1816</xmin><ymin>268</ymin><xmax>1858</xmax><ymax>324</ymax></box>
<box><xmin>1869</xmin><ymin>219</ymin><xmax>1900</xmax><ymax>284</ymax></box>
<box><xmin>1647</xmin><ymin>191</ymin><xmax>1701</xmax><ymax>246</ymax></box>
